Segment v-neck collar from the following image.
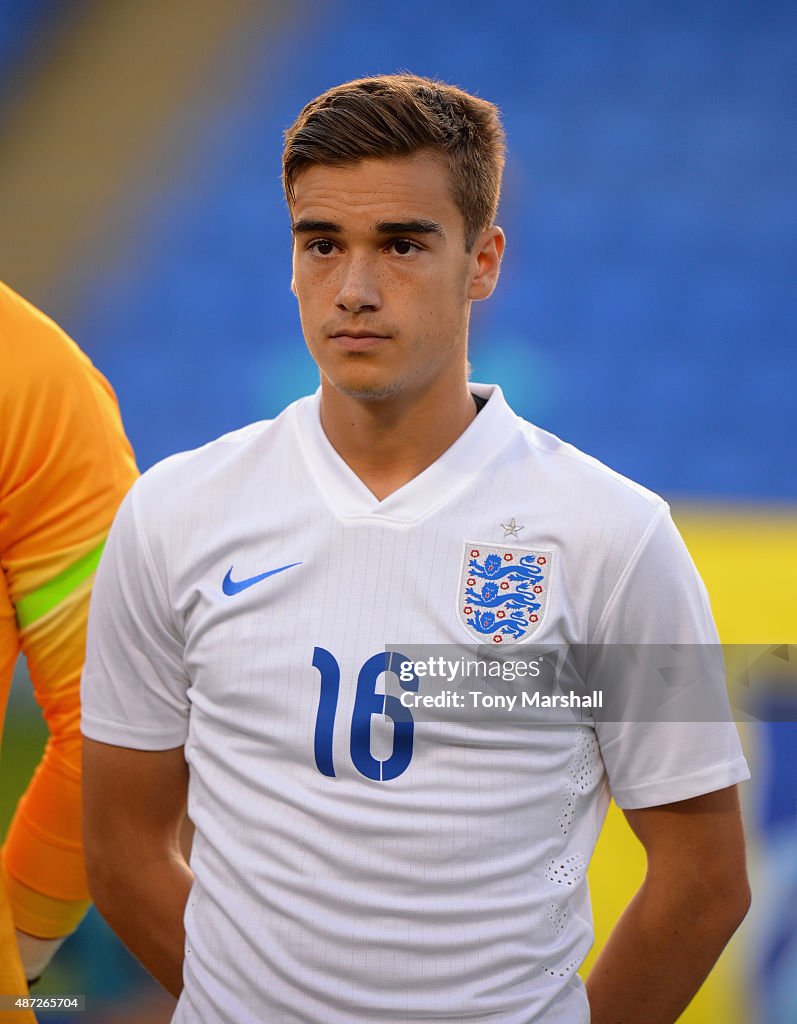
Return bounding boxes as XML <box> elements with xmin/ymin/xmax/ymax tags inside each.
<box><xmin>291</xmin><ymin>383</ymin><xmax>518</xmax><ymax>524</ymax></box>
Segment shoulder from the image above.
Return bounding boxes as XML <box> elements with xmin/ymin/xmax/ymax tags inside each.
<box><xmin>507</xmin><ymin>413</ymin><xmax>668</xmax><ymax>562</ymax></box>
<box><xmin>136</xmin><ymin>412</ymin><xmax>292</xmax><ymax>489</ymax></box>
<box><xmin>480</xmin><ymin>385</ymin><xmax>664</xmax><ymax>525</ymax></box>
<box><xmin>0</xmin><ymin>282</ymin><xmax>137</xmax><ymax>520</ymax></box>
<box><xmin>0</xmin><ymin>280</ymin><xmax>131</xmax><ymax>449</ymax></box>
<box><xmin>128</xmin><ymin>398</ymin><xmax>305</xmax><ymax>530</ymax></box>
<box><xmin>0</xmin><ymin>281</ymin><xmax>100</xmax><ymax>390</ymax></box>
<box><xmin>485</xmin><ymin>392</ymin><xmax>685</xmax><ymax>640</ymax></box>
<box><xmin>517</xmin><ymin>415</ymin><xmax>664</xmax><ymax>514</ymax></box>
<box><xmin>507</xmin><ymin>421</ymin><xmax>714</xmax><ymax>642</ymax></box>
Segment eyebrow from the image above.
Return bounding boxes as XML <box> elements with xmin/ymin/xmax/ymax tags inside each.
<box><xmin>291</xmin><ymin>219</ymin><xmax>341</xmax><ymax>235</ymax></box>
<box><xmin>291</xmin><ymin>218</ymin><xmax>444</xmax><ymax>238</ymax></box>
<box><xmin>375</xmin><ymin>219</ymin><xmax>443</xmax><ymax>238</ymax></box>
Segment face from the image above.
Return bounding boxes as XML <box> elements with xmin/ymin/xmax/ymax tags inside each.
<box><xmin>290</xmin><ymin>152</ymin><xmax>504</xmax><ymax>403</ymax></box>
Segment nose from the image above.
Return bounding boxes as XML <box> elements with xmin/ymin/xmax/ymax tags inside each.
<box><xmin>335</xmin><ymin>255</ymin><xmax>381</xmax><ymax>313</ymax></box>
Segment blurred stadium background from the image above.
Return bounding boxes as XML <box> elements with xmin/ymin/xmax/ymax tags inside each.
<box><xmin>1</xmin><ymin>1</ymin><xmax>794</xmax><ymax>1021</ymax></box>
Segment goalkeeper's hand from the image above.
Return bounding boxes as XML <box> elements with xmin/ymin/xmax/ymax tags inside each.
<box><xmin>15</xmin><ymin>930</ymin><xmax>67</xmax><ymax>986</ymax></box>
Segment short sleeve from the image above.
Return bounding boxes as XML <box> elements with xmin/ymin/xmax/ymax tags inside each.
<box><xmin>591</xmin><ymin>506</ymin><xmax>750</xmax><ymax>809</ymax></box>
<box><xmin>81</xmin><ymin>484</ymin><xmax>191</xmax><ymax>749</ymax></box>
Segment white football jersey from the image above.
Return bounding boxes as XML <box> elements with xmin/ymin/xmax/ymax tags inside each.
<box><xmin>82</xmin><ymin>384</ymin><xmax>749</xmax><ymax>1023</ymax></box>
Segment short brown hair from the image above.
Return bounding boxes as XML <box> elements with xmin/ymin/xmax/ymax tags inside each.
<box><xmin>283</xmin><ymin>73</ymin><xmax>506</xmax><ymax>250</ymax></box>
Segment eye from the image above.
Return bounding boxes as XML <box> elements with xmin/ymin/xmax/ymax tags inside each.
<box><xmin>387</xmin><ymin>239</ymin><xmax>420</xmax><ymax>256</ymax></box>
<box><xmin>307</xmin><ymin>239</ymin><xmax>337</xmax><ymax>256</ymax></box>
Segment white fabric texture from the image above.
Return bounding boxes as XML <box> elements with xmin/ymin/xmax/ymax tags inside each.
<box><xmin>82</xmin><ymin>384</ymin><xmax>749</xmax><ymax>1023</ymax></box>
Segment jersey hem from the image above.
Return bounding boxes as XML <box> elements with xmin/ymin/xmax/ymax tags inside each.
<box><xmin>81</xmin><ymin>716</ymin><xmax>187</xmax><ymax>751</ymax></box>
<box><xmin>611</xmin><ymin>755</ymin><xmax>750</xmax><ymax>809</ymax></box>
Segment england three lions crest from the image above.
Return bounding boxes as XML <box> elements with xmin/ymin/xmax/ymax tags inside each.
<box><xmin>457</xmin><ymin>543</ymin><xmax>552</xmax><ymax>644</ymax></box>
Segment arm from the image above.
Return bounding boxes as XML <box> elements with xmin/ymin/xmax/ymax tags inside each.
<box><xmin>586</xmin><ymin>785</ymin><xmax>750</xmax><ymax>1024</ymax></box>
<box><xmin>0</xmin><ymin>283</ymin><xmax>138</xmax><ymax>980</ymax></box>
<box><xmin>82</xmin><ymin>738</ymin><xmax>192</xmax><ymax>997</ymax></box>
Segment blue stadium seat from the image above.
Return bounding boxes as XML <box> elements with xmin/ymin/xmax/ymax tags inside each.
<box><xmin>70</xmin><ymin>0</ymin><xmax>796</xmax><ymax>499</ymax></box>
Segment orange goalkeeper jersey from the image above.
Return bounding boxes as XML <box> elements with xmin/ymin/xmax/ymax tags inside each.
<box><xmin>0</xmin><ymin>282</ymin><xmax>138</xmax><ymax>1008</ymax></box>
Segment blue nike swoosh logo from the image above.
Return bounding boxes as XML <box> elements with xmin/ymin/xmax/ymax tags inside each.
<box><xmin>222</xmin><ymin>562</ymin><xmax>302</xmax><ymax>596</ymax></box>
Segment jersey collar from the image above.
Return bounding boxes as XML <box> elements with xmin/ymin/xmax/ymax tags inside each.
<box><xmin>292</xmin><ymin>383</ymin><xmax>519</xmax><ymax>524</ymax></box>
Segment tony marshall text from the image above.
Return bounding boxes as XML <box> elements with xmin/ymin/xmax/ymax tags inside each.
<box><xmin>399</xmin><ymin>690</ymin><xmax>604</xmax><ymax>710</ymax></box>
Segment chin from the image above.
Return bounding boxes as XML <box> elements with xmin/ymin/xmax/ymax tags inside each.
<box><xmin>325</xmin><ymin>365</ymin><xmax>407</xmax><ymax>402</ymax></box>
<box><xmin>333</xmin><ymin>378</ymin><xmax>405</xmax><ymax>402</ymax></box>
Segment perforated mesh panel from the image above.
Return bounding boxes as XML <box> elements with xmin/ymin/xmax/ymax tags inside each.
<box><xmin>545</xmin><ymin>853</ymin><xmax>586</xmax><ymax>888</ymax></box>
<box><xmin>541</xmin><ymin>957</ymin><xmax>581</xmax><ymax>979</ymax></box>
<box><xmin>557</xmin><ymin>780</ymin><xmax>578</xmax><ymax>836</ymax></box>
<box><xmin>557</xmin><ymin>728</ymin><xmax>602</xmax><ymax>836</ymax></box>
<box><xmin>568</xmin><ymin>728</ymin><xmax>602</xmax><ymax>794</ymax></box>
<box><xmin>546</xmin><ymin>901</ymin><xmax>568</xmax><ymax>935</ymax></box>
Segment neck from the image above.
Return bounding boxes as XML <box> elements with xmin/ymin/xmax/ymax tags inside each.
<box><xmin>318</xmin><ymin>373</ymin><xmax>478</xmax><ymax>501</ymax></box>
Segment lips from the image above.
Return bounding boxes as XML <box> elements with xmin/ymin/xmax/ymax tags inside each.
<box><xmin>329</xmin><ymin>331</ymin><xmax>390</xmax><ymax>352</ymax></box>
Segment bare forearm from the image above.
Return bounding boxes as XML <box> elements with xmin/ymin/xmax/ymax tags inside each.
<box><xmin>90</xmin><ymin>850</ymin><xmax>193</xmax><ymax>997</ymax></box>
<box><xmin>586</xmin><ymin>877</ymin><xmax>749</xmax><ymax>1024</ymax></box>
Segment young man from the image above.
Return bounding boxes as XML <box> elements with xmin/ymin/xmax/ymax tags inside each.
<box><xmin>0</xmin><ymin>282</ymin><xmax>138</xmax><ymax>1021</ymax></box>
<box><xmin>81</xmin><ymin>75</ymin><xmax>750</xmax><ymax>1024</ymax></box>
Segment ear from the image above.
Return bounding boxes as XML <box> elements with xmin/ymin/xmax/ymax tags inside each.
<box><xmin>290</xmin><ymin>276</ymin><xmax>297</xmax><ymax>297</ymax></box>
<box><xmin>467</xmin><ymin>226</ymin><xmax>505</xmax><ymax>301</ymax></box>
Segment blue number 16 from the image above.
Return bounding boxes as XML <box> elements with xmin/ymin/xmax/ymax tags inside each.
<box><xmin>312</xmin><ymin>647</ymin><xmax>419</xmax><ymax>781</ymax></box>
